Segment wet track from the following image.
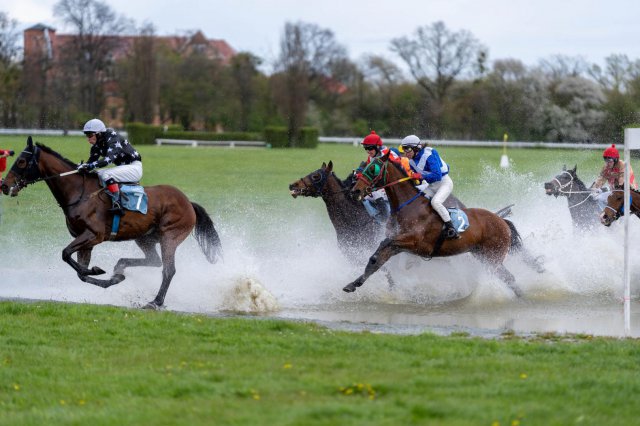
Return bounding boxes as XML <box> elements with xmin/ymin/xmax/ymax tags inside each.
<box><xmin>2</xmin><ymin>169</ymin><xmax>640</xmax><ymax>338</ymax></box>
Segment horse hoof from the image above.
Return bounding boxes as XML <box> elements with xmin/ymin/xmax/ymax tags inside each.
<box><xmin>143</xmin><ymin>301</ymin><xmax>161</xmax><ymax>310</ymax></box>
<box><xmin>343</xmin><ymin>284</ymin><xmax>357</xmax><ymax>293</ymax></box>
<box><xmin>110</xmin><ymin>274</ymin><xmax>125</xmax><ymax>285</ymax></box>
<box><xmin>90</xmin><ymin>266</ymin><xmax>106</xmax><ymax>275</ymax></box>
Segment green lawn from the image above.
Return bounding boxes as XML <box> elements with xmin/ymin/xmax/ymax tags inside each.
<box><xmin>1</xmin><ymin>301</ymin><xmax>639</xmax><ymax>426</ymax></box>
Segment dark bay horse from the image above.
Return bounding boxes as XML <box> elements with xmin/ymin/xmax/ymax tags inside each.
<box><xmin>288</xmin><ymin>160</ymin><xmax>466</xmax><ymax>261</ymax></box>
<box><xmin>544</xmin><ymin>165</ymin><xmax>600</xmax><ymax>230</ymax></box>
<box><xmin>600</xmin><ymin>189</ymin><xmax>640</xmax><ymax>226</ymax></box>
<box><xmin>344</xmin><ymin>153</ymin><xmax>527</xmax><ymax>295</ymax></box>
<box><xmin>1</xmin><ymin>137</ymin><xmax>222</xmax><ymax>309</ymax></box>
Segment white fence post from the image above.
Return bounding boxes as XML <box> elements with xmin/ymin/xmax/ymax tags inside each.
<box><xmin>623</xmin><ymin>128</ymin><xmax>640</xmax><ymax>335</ymax></box>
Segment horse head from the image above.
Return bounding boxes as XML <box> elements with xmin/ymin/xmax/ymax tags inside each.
<box><xmin>350</xmin><ymin>152</ymin><xmax>390</xmax><ymax>202</ymax></box>
<box><xmin>601</xmin><ymin>190</ymin><xmax>624</xmax><ymax>226</ymax></box>
<box><xmin>1</xmin><ymin>136</ymin><xmax>40</xmax><ymax>197</ymax></box>
<box><xmin>544</xmin><ymin>164</ymin><xmax>578</xmax><ymax>197</ymax></box>
<box><xmin>289</xmin><ymin>161</ymin><xmax>335</xmax><ymax>198</ymax></box>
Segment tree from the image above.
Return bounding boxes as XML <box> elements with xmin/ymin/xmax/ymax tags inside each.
<box><xmin>118</xmin><ymin>23</ymin><xmax>158</xmax><ymax>123</ymax></box>
<box><xmin>273</xmin><ymin>21</ymin><xmax>347</xmax><ymax>145</ymax></box>
<box><xmin>390</xmin><ymin>21</ymin><xmax>485</xmax><ymax>137</ymax></box>
<box><xmin>230</xmin><ymin>52</ymin><xmax>261</xmax><ymax>131</ymax></box>
<box><xmin>0</xmin><ymin>12</ymin><xmax>21</xmax><ymax>127</ymax></box>
<box><xmin>390</xmin><ymin>21</ymin><xmax>484</xmax><ymax>103</ymax></box>
<box><xmin>53</xmin><ymin>0</ymin><xmax>133</xmax><ymax>117</ymax></box>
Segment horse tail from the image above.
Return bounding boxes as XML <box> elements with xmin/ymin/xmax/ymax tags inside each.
<box><xmin>503</xmin><ymin>219</ymin><xmax>522</xmax><ymax>253</ymax></box>
<box><xmin>191</xmin><ymin>202</ymin><xmax>222</xmax><ymax>263</ymax></box>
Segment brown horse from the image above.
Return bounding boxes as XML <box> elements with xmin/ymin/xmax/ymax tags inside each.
<box><xmin>1</xmin><ymin>136</ymin><xmax>222</xmax><ymax>309</ymax></box>
<box><xmin>288</xmin><ymin>160</ymin><xmax>467</xmax><ymax>260</ymax></box>
<box><xmin>344</xmin><ymin>152</ymin><xmax>525</xmax><ymax>295</ymax></box>
<box><xmin>600</xmin><ymin>189</ymin><xmax>640</xmax><ymax>226</ymax></box>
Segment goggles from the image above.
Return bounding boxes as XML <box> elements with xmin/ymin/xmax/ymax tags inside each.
<box><xmin>363</xmin><ymin>145</ymin><xmax>377</xmax><ymax>151</ymax></box>
<box><xmin>84</xmin><ymin>131</ymin><xmax>96</xmax><ymax>137</ymax></box>
<box><xmin>603</xmin><ymin>157</ymin><xmax>615</xmax><ymax>162</ymax></box>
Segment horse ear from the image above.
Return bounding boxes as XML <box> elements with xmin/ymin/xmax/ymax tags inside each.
<box><xmin>562</xmin><ymin>164</ymin><xmax>566</xmax><ymax>171</ymax></box>
<box><xmin>27</xmin><ymin>135</ymin><xmax>33</xmax><ymax>147</ymax></box>
<box><xmin>321</xmin><ymin>162</ymin><xmax>327</xmax><ymax>169</ymax></box>
<box><xmin>382</xmin><ymin>150</ymin><xmax>391</xmax><ymax>161</ymax></box>
<box><xmin>326</xmin><ymin>161</ymin><xmax>333</xmax><ymax>172</ymax></box>
<box><xmin>572</xmin><ymin>165</ymin><xmax>577</xmax><ymax>173</ymax></box>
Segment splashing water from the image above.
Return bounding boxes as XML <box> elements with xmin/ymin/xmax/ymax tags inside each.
<box><xmin>1</xmin><ymin>165</ymin><xmax>639</xmax><ymax>337</ymax></box>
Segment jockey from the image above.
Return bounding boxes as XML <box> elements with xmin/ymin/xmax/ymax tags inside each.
<box><xmin>0</xmin><ymin>148</ymin><xmax>15</xmax><ymax>185</ymax></box>
<box><xmin>401</xmin><ymin>134</ymin><xmax>459</xmax><ymax>239</ymax></box>
<box><xmin>591</xmin><ymin>144</ymin><xmax>638</xmax><ymax>211</ymax></box>
<box><xmin>77</xmin><ymin>118</ymin><xmax>143</xmax><ymax>215</ymax></box>
<box><xmin>355</xmin><ymin>131</ymin><xmax>401</xmax><ymax>224</ymax></box>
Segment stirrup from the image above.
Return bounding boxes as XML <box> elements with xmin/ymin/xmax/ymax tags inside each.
<box><xmin>108</xmin><ymin>201</ymin><xmax>125</xmax><ymax>215</ymax></box>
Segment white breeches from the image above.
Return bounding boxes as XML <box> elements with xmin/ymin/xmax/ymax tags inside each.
<box><xmin>97</xmin><ymin>161</ymin><xmax>143</xmax><ymax>184</ymax></box>
<box><xmin>421</xmin><ymin>174</ymin><xmax>453</xmax><ymax>222</ymax></box>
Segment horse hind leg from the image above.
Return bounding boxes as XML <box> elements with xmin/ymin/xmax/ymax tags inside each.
<box><xmin>495</xmin><ymin>264</ymin><xmax>523</xmax><ymax>297</ymax></box>
<box><xmin>113</xmin><ymin>237</ymin><xmax>162</xmax><ymax>283</ymax></box>
<box><xmin>145</xmin><ymin>239</ymin><xmax>181</xmax><ymax>310</ymax></box>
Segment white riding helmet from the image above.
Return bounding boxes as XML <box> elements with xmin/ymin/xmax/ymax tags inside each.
<box><xmin>401</xmin><ymin>134</ymin><xmax>421</xmax><ymax>148</ymax></box>
<box><xmin>83</xmin><ymin>118</ymin><xmax>106</xmax><ymax>133</ymax></box>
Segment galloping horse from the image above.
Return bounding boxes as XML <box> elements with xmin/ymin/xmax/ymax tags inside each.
<box><xmin>344</xmin><ymin>152</ymin><xmax>526</xmax><ymax>295</ymax></box>
<box><xmin>288</xmin><ymin>160</ymin><xmax>466</xmax><ymax>260</ymax></box>
<box><xmin>544</xmin><ymin>165</ymin><xmax>600</xmax><ymax>230</ymax></box>
<box><xmin>1</xmin><ymin>137</ymin><xmax>222</xmax><ymax>309</ymax></box>
<box><xmin>600</xmin><ymin>189</ymin><xmax>640</xmax><ymax>226</ymax></box>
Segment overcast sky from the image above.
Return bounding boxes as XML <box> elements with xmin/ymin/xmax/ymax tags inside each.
<box><xmin>4</xmin><ymin>0</ymin><xmax>640</xmax><ymax>70</ymax></box>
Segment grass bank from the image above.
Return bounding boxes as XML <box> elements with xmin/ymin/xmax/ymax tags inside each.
<box><xmin>1</xmin><ymin>301</ymin><xmax>639</xmax><ymax>425</ymax></box>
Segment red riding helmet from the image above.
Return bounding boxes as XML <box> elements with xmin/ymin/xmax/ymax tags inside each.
<box><xmin>361</xmin><ymin>130</ymin><xmax>383</xmax><ymax>147</ymax></box>
<box><xmin>603</xmin><ymin>144</ymin><xmax>619</xmax><ymax>159</ymax></box>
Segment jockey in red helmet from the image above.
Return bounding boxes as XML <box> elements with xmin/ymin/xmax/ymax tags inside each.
<box><xmin>590</xmin><ymin>144</ymin><xmax>637</xmax><ymax>210</ymax></box>
<box><xmin>354</xmin><ymin>131</ymin><xmax>401</xmax><ymax>224</ymax></box>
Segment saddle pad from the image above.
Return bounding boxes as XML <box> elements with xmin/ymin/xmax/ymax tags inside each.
<box><xmin>120</xmin><ymin>184</ymin><xmax>148</xmax><ymax>214</ymax></box>
<box><xmin>447</xmin><ymin>208</ymin><xmax>469</xmax><ymax>233</ymax></box>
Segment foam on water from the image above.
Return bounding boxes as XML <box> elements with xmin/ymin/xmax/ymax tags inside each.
<box><xmin>1</xmin><ymin>165</ymin><xmax>639</xmax><ymax>336</ymax></box>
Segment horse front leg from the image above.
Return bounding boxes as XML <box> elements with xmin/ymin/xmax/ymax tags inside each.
<box><xmin>344</xmin><ymin>238</ymin><xmax>401</xmax><ymax>293</ymax></box>
<box><xmin>62</xmin><ymin>230</ymin><xmax>106</xmax><ymax>277</ymax></box>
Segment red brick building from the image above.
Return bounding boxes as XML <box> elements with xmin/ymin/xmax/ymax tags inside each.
<box><xmin>23</xmin><ymin>24</ymin><xmax>235</xmax><ymax>128</ymax></box>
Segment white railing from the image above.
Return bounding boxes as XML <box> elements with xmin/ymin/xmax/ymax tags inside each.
<box><xmin>155</xmin><ymin>138</ymin><xmax>267</xmax><ymax>148</ymax></box>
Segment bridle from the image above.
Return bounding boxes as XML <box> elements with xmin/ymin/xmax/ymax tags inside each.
<box><xmin>356</xmin><ymin>158</ymin><xmax>419</xmax><ymax>212</ymax></box>
<box><xmin>296</xmin><ymin>169</ymin><xmax>348</xmax><ymax>198</ymax></box>
<box><xmin>7</xmin><ymin>145</ymin><xmax>87</xmax><ymax>208</ymax></box>
<box><xmin>603</xmin><ymin>189</ymin><xmax>637</xmax><ymax>222</ymax></box>
<box><xmin>551</xmin><ymin>171</ymin><xmax>593</xmax><ymax>209</ymax></box>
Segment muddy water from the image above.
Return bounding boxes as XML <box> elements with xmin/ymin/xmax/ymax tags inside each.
<box><xmin>1</xmin><ymin>167</ymin><xmax>640</xmax><ymax>338</ymax></box>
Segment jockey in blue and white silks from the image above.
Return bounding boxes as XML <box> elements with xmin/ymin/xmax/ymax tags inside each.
<box><xmin>401</xmin><ymin>134</ymin><xmax>459</xmax><ymax>239</ymax></box>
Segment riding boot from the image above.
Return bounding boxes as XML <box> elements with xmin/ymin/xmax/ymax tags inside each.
<box><xmin>372</xmin><ymin>198</ymin><xmax>390</xmax><ymax>224</ymax></box>
<box><xmin>105</xmin><ymin>180</ymin><xmax>125</xmax><ymax>216</ymax></box>
<box><xmin>443</xmin><ymin>221</ymin><xmax>460</xmax><ymax>239</ymax></box>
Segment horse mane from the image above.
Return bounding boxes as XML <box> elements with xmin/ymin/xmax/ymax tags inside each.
<box><xmin>568</xmin><ymin>169</ymin><xmax>589</xmax><ymax>190</ymax></box>
<box><xmin>36</xmin><ymin>143</ymin><xmax>79</xmax><ymax>169</ymax></box>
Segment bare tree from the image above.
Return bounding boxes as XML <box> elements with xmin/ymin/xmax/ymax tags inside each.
<box><xmin>589</xmin><ymin>54</ymin><xmax>632</xmax><ymax>92</ymax></box>
<box><xmin>390</xmin><ymin>21</ymin><xmax>484</xmax><ymax>103</ymax></box>
<box><xmin>274</xmin><ymin>21</ymin><xmax>347</xmax><ymax>145</ymax></box>
<box><xmin>0</xmin><ymin>12</ymin><xmax>21</xmax><ymax>126</ymax></box>
<box><xmin>53</xmin><ymin>0</ymin><xmax>133</xmax><ymax>116</ymax></box>
<box><xmin>538</xmin><ymin>54</ymin><xmax>588</xmax><ymax>81</ymax></box>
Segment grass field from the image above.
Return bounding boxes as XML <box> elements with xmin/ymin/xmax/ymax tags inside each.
<box><xmin>1</xmin><ymin>135</ymin><xmax>637</xmax><ymax>425</ymax></box>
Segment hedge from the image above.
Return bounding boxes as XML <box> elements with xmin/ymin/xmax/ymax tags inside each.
<box><xmin>264</xmin><ymin>126</ymin><xmax>319</xmax><ymax>148</ymax></box>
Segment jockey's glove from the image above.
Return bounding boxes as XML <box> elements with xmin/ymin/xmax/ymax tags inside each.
<box><xmin>77</xmin><ymin>162</ymin><xmax>96</xmax><ymax>171</ymax></box>
<box><xmin>411</xmin><ymin>172</ymin><xmax>422</xmax><ymax>181</ymax></box>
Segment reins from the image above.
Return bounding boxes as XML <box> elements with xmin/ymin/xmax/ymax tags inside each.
<box><xmin>552</xmin><ymin>171</ymin><xmax>594</xmax><ymax>209</ymax></box>
<box><xmin>359</xmin><ymin>159</ymin><xmax>423</xmax><ymax>213</ymax></box>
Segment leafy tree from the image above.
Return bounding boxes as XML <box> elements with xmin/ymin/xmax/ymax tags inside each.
<box><xmin>118</xmin><ymin>23</ymin><xmax>157</xmax><ymax>123</ymax></box>
<box><xmin>230</xmin><ymin>52</ymin><xmax>261</xmax><ymax>131</ymax></box>
<box><xmin>0</xmin><ymin>11</ymin><xmax>21</xmax><ymax>127</ymax></box>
